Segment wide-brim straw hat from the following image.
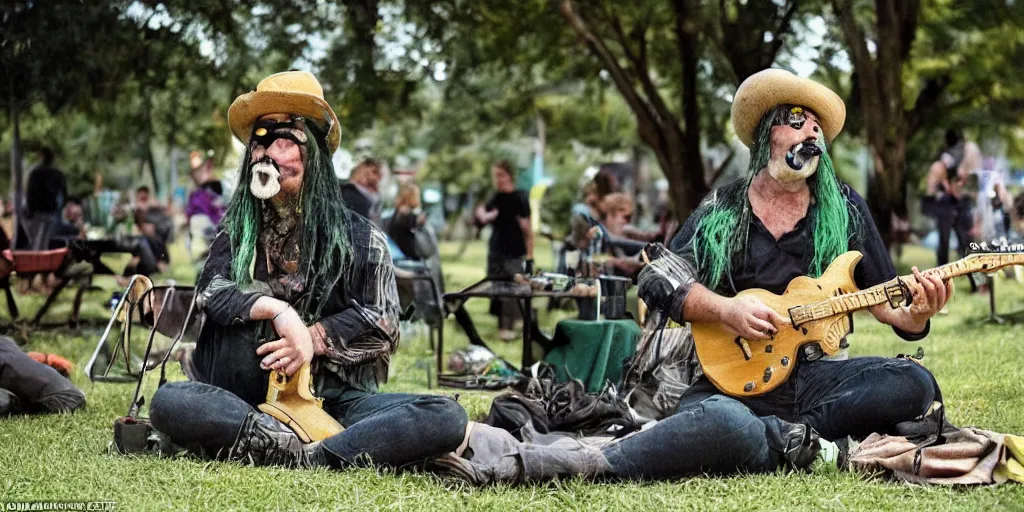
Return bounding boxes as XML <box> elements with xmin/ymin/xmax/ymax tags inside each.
<box><xmin>228</xmin><ymin>71</ymin><xmax>341</xmax><ymax>153</ymax></box>
<box><xmin>731</xmin><ymin>68</ymin><xmax>846</xmax><ymax>148</ymax></box>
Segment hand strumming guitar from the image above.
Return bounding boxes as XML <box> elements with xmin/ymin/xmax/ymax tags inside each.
<box><xmin>719</xmin><ymin>295</ymin><xmax>788</xmax><ymax>341</ymax></box>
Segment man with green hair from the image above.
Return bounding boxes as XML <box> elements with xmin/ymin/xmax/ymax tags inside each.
<box><xmin>430</xmin><ymin>69</ymin><xmax>953</xmax><ymax>484</ymax></box>
<box><xmin>629</xmin><ymin>68</ymin><xmax>954</xmax><ymax>474</ymax></box>
<box><xmin>148</xmin><ymin>71</ymin><xmax>468</xmax><ymax>469</ymax></box>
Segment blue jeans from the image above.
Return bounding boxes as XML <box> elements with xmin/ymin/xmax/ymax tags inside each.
<box><xmin>603</xmin><ymin>395</ymin><xmax>790</xmax><ymax>479</ymax></box>
<box><xmin>602</xmin><ymin>356</ymin><xmax>938</xmax><ymax>479</ymax></box>
<box><xmin>150</xmin><ymin>381</ymin><xmax>468</xmax><ymax>468</ymax></box>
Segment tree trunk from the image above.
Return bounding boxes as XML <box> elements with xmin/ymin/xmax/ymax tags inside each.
<box><xmin>142</xmin><ymin>93</ymin><xmax>160</xmax><ymax>197</ymax></box>
<box><xmin>867</xmin><ymin>139</ymin><xmax>908</xmax><ymax>248</ymax></box>
<box><xmin>10</xmin><ymin>103</ymin><xmax>23</xmax><ymax>249</ymax></box>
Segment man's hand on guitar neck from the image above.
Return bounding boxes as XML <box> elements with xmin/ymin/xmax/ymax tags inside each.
<box><xmin>869</xmin><ymin>266</ymin><xmax>953</xmax><ymax>335</ymax></box>
<box><xmin>684</xmin><ymin>285</ymin><xmax>787</xmax><ymax>341</ymax></box>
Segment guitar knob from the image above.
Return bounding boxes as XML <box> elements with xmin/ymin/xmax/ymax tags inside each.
<box><xmin>744</xmin><ymin>382</ymin><xmax>755</xmax><ymax>392</ymax></box>
<box><xmin>763</xmin><ymin>367</ymin><xmax>773</xmax><ymax>383</ymax></box>
<box><xmin>781</xmin><ymin>356</ymin><xmax>790</xmax><ymax>367</ymax></box>
<box><xmin>765</xmin><ymin>344</ymin><xmax>773</xmax><ymax>353</ymax></box>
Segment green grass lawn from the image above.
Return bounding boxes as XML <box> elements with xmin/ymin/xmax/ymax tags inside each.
<box><xmin>2</xmin><ymin>239</ymin><xmax>1023</xmax><ymax>511</ymax></box>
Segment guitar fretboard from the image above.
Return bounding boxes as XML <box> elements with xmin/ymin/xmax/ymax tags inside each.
<box><xmin>788</xmin><ymin>253</ymin><xmax>1024</xmax><ymax>326</ymax></box>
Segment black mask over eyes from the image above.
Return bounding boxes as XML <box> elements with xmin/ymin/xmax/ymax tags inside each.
<box><xmin>249</xmin><ymin>117</ymin><xmax>309</xmax><ymax>155</ymax></box>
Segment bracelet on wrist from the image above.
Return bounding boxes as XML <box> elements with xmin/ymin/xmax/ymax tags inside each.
<box><xmin>271</xmin><ymin>306</ymin><xmax>290</xmax><ymax>322</ymax></box>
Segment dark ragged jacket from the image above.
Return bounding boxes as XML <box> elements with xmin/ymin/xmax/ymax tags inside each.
<box><xmin>192</xmin><ymin>210</ymin><xmax>401</xmax><ymax>406</ymax></box>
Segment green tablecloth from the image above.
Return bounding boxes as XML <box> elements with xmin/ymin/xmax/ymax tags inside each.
<box><xmin>543</xmin><ymin>319</ymin><xmax>642</xmax><ymax>393</ymax></box>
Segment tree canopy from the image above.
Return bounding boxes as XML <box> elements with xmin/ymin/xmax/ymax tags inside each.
<box><xmin>2</xmin><ymin>0</ymin><xmax>1022</xmax><ymax>237</ymax></box>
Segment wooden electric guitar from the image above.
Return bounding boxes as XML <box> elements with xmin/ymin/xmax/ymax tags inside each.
<box><xmin>258</xmin><ymin>365</ymin><xmax>344</xmax><ymax>443</ymax></box>
<box><xmin>691</xmin><ymin>250</ymin><xmax>1024</xmax><ymax>397</ymax></box>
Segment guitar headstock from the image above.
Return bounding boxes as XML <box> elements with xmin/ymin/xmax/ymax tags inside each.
<box><xmin>963</xmin><ymin>248</ymin><xmax>1024</xmax><ymax>274</ymax></box>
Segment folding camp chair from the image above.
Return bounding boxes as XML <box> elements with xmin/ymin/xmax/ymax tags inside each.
<box><xmin>85</xmin><ymin>275</ymin><xmax>200</xmax><ymax>417</ymax></box>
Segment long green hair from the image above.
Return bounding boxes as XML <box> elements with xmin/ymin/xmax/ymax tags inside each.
<box><xmin>220</xmin><ymin>123</ymin><xmax>352</xmax><ymax>320</ymax></box>
<box><xmin>692</xmin><ymin>105</ymin><xmax>859</xmax><ymax>291</ymax></box>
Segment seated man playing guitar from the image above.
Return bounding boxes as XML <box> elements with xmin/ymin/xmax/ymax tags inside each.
<box><xmin>628</xmin><ymin>69</ymin><xmax>952</xmax><ymax>477</ymax></box>
<box><xmin>430</xmin><ymin>69</ymin><xmax>953</xmax><ymax>485</ymax></box>
<box><xmin>148</xmin><ymin>72</ymin><xmax>468</xmax><ymax>469</ymax></box>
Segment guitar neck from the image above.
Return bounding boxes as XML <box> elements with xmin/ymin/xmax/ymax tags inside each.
<box><xmin>789</xmin><ymin>252</ymin><xmax>1024</xmax><ymax>326</ymax></box>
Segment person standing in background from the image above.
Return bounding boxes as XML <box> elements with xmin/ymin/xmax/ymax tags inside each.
<box><xmin>476</xmin><ymin>160</ymin><xmax>533</xmax><ymax>342</ymax></box>
<box><xmin>22</xmin><ymin>147</ymin><xmax>67</xmax><ymax>250</ymax></box>
<box><xmin>341</xmin><ymin>157</ymin><xmax>383</xmax><ymax>224</ymax></box>
<box><xmin>923</xmin><ymin>130</ymin><xmax>978</xmax><ymax>292</ymax></box>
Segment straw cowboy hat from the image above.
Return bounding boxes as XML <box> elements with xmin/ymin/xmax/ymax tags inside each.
<box><xmin>731</xmin><ymin>68</ymin><xmax>846</xmax><ymax>148</ymax></box>
<box><xmin>228</xmin><ymin>71</ymin><xmax>341</xmax><ymax>153</ymax></box>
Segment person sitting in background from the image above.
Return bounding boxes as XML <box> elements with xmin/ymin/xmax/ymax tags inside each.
<box><xmin>594</xmin><ymin>193</ymin><xmax>644</xmax><ymax>278</ymax></box>
<box><xmin>53</xmin><ymin>198</ymin><xmax>87</xmax><ymax>242</ymax></box>
<box><xmin>185</xmin><ymin>151</ymin><xmax>226</xmax><ymax>262</ymax></box>
<box><xmin>569</xmin><ymin>171</ymin><xmax>618</xmax><ymax>252</ymax></box>
<box><xmin>387</xmin><ymin>183</ymin><xmax>429</xmax><ymax>309</ymax></box>
<box><xmin>341</xmin><ymin>158</ymin><xmax>383</xmax><ymax>224</ymax></box>
<box><xmin>387</xmin><ymin>183</ymin><xmax>426</xmax><ymax>261</ymax></box>
<box><xmin>114</xmin><ymin>187</ymin><xmax>171</xmax><ymax>286</ymax></box>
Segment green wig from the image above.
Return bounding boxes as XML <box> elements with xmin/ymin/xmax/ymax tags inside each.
<box><xmin>220</xmin><ymin>122</ymin><xmax>352</xmax><ymax>320</ymax></box>
<box><xmin>692</xmin><ymin>105</ymin><xmax>859</xmax><ymax>291</ymax></box>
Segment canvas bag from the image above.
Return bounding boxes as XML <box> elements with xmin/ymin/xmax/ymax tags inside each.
<box><xmin>849</xmin><ymin>427</ymin><xmax>1024</xmax><ymax>485</ymax></box>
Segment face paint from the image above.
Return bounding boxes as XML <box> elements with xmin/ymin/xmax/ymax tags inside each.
<box><xmin>247</xmin><ymin>116</ymin><xmax>311</xmax><ymax>199</ymax></box>
<box><xmin>766</xmin><ymin>105</ymin><xmax>825</xmax><ymax>183</ymax></box>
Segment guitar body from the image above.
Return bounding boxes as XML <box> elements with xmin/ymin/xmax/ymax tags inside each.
<box><xmin>258</xmin><ymin>364</ymin><xmax>344</xmax><ymax>443</ymax></box>
<box><xmin>692</xmin><ymin>251</ymin><xmax>864</xmax><ymax>397</ymax></box>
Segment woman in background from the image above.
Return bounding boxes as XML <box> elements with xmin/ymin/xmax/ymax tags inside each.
<box><xmin>388</xmin><ymin>183</ymin><xmax>426</xmax><ymax>261</ymax></box>
<box><xmin>476</xmin><ymin>161</ymin><xmax>533</xmax><ymax>342</ymax></box>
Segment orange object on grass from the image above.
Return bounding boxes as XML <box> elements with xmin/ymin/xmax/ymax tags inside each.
<box><xmin>27</xmin><ymin>352</ymin><xmax>74</xmax><ymax>377</ymax></box>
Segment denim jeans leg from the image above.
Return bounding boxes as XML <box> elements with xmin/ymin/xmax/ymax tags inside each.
<box><xmin>602</xmin><ymin>395</ymin><xmax>785</xmax><ymax>479</ymax></box>
<box><xmin>794</xmin><ymin>357</ymin><xmax>938</xmax><ymax>440</ymax></box>
<box><xmin>150</xmin><ymin>381</ymin><xmax>257</xmax><ymax>454</ymax></box>
<box><xmin>318</xmin><ymin>391</ymin><xmax>468</xmax><ymax>468</ymax></box>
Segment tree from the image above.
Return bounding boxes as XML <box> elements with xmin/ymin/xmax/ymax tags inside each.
<box><xmin>1</xmin><ymin>1</ymin><xmax>144</xmax><ymax>243</ymax></box>
<box><xmin>828</xmin><ymin>0</ymin><xmax>1024</xmax><ymax>244</ymax></box>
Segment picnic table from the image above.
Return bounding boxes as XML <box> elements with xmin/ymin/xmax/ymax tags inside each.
<box><xmin>3</xmin><ymin>236</ymin><xmax>143</xmax><ymax>327</ymax></box>
<box><xmin>438</xmin><ymin>274</ymin><xmax>631</xmax><ymax>375</ymax></box>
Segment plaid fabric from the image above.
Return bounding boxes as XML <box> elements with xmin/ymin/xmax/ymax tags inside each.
<box><xmin>198</xmin><ymin>211</ymin><xmax>400</xmax><ymax>394</ymax></box>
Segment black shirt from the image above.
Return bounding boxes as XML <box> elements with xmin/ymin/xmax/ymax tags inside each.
<box><xmin>25</xmin><ymin>166</ymin><xmax>67</xmax><ymax>215</ymax></box>
<box><xmin>670</xmin><ymin>181</ymin><xmax>894</xmax><ymax>297</ymax></box>
<box><xmin>485</xmin><ymin>190</ymin><xmax>531</xmax><ymax>260</ymax></box>
<box><xmin>669</xmin><ymin>179</ymin><xmax>930</xmax><ymax>345</ymax></box>
<box><xmin>387</xmin><ymin>211</ymin><xmax>420</xmax><ymax>260</ymax></box>
<box><xmin>341</xmin><ymin>182</ymin><xmax>379</xmax><ymax>224</ymax></box>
